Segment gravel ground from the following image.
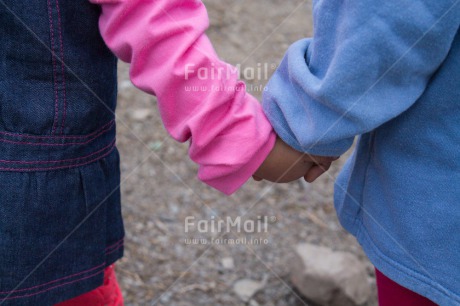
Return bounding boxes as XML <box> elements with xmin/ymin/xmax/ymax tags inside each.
<box><xmin>114</xmin><ymin>0</ymin><xmax>378</xmax><ymax>305</ymax></box>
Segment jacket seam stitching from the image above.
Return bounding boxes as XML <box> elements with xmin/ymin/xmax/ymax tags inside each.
<box><xmin>0</xmin><ymin>145</ymin><xmax>115</xmax><ymax>171</ymax></box>
<box><xmin>0</xmin><ymin>263</ymin><xmax>106</xmax><ymax>295</ymax></box>
<box><xmin>55</xmin><ymin>0</ymin><xmax>67</xmax><ymax>135</ymax></box>
<box><xmin>47</xmin><ymin>0</ymin><xmax>60</xmax><ymax>136</ymax></box>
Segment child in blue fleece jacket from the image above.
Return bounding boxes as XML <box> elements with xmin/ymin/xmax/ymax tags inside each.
<box><xmin>261</xmin><ymin>0</ymin><xmax>460</xmax><ymax>305</ymax></box>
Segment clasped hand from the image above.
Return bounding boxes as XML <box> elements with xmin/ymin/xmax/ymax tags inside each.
<box><xmin>253</xmin><ymin>138</ymin><xmax>338</xmax><ymax>183</ymax></box>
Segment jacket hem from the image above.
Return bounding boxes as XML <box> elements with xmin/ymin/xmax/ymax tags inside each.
<box><xmin>0</xmin><ymin>251</ymin><xmax>123</xmax><ymax>305</ymax></box>
<box><xmin>354</xmin><ymin>218</ymin><xmax>460</xmax><ymax>306</ymax></box>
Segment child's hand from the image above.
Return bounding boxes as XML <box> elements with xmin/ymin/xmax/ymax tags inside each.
<box><xmin>253</xmin><ymin>137</ymin><xmax>338</xmax><ymax>183</ymax></box>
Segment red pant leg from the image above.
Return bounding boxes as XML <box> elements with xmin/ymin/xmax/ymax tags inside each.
<box><xmin>375</xmin><ymin>269</ymin><xmax>437</xmax><ymax>306</ymax></box>
<box><xmin>56</xmin><ymin>265</ymin><xmax>123</xmax><ymax>306</ymax></box>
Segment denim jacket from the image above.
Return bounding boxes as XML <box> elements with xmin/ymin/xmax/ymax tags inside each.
<box><xmin>0</xmin><ymin>1</ymin><xmax>124</xmax><ymax>304</ymax></box>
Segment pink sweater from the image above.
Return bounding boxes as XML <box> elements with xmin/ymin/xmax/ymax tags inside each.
<box><xmin>89</xmin><ymin>0</ymin><xmax>276</xmax><ymax>194</ymax></box>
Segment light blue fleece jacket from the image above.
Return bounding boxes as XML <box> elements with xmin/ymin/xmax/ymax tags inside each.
<box><xmin>262</xmin><ymin>0</ymin><xmax>460</xmax><ymax>304</ymax></box>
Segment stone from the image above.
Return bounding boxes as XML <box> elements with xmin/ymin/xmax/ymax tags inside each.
<box><xmin>249</xmin><ymin>299</ymin><xmax>260</xmax><ymax>306</ymax></box>
<box><xmin>130</xmin><ymin>108</ymin><xmax>152</xmax><ymax>121</ymax></box>
<box><xmin>290</xmin><ymin>243</ymin><xmax>371</xmax><ymax>306</ymax></box>
<box><xmin>221</xmin><ymin>257</ymin><xmax>235</xmax><ymax>270</ymax></box>
<box><xmin>233</xmin><ymin>278</ymin><xmax>266</xmax><ymax>302</ymax></box>
<box><xmin>119</xmin><ymin>79</ymin><xmax>134</xmax><ymax>90</ymax></box>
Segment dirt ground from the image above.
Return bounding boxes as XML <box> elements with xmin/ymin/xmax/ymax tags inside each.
<box><xmin>114</xmin><ymin>0</ymin><xmax>378</xmax><ymax>305</ymax></box>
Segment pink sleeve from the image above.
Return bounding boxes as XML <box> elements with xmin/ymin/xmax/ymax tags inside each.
<box><xmin>89</xmin><ymin>0</ymin><xmax>276</xmax><ymax>195</ymax></box>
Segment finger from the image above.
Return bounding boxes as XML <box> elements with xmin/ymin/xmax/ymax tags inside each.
<box><xmin>252</xmin><ymin>175</ymin><xmax>263</xmax><ymax>182</ymax></box>
<box><xmin>304</xmin><ymin>162</ymin><xmax>331</xmax><ymax>183</ymax></box>
<box><xmin>319</xmin><ymin>156</ymin><xmax>339</xmax><ymax>163</ymax></box>
<box><xmin>319</xmin><ymin>162</ymin><xmax>332</xmax><ymax>172</ymax></box>
<box><xmin>304</xmin><ymin>166</ymin><xmax>324</xmax><ymax>183</ymax></box>
<box><xmin>305</xmin><ymin>155</ymin><xmax>339</xmax><ymax>164</ymax></box>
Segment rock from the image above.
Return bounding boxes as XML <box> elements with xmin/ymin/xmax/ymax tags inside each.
<box><xmin>148</xmin><ymin>141</ymin><xmax>163</xmax><ymax>151</ymax></box>
<box><xmin>130</xmin><ymin>108</ymin><xmax>152</xmax><ymax>121</ymax></box>
<box><xmin>290</xmin><ymin>243</ymin><xmax>371</xmax><ymax>306</ymax></box>
<box><xmin>221</xmin><ymin>257</ymin><xmax>235</xmax><ymax>270</ymax></box>
<box><xmin>233</xmin><ymin>278</ymin><xmax>266</xmax><ymax>302</ymax></box>
<box><xmin>249</xmin><ymin>299</ymin><xmax>260</xmax><ymax>306</ymax></box>
<box><xmin>119</xmin><ymin>79</ymin><xmax>134</xmax><ymax>90</ymax></box>
<box><xmin>159</xmin><ymin>291</ymin><xmax>173</xmax><ymax>304</ymax></box>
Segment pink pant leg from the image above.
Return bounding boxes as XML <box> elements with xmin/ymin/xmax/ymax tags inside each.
<box><xmin>55</xmin><ymin>265</ymin><xmax>123</xmax><ymax>306</ymax></box>
<box><xmin>375</xmin><ymin>269</ymin><xmax>437</xmax><ymax>306</ymax></box>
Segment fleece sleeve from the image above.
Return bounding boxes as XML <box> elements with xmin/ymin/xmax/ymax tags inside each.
<box><xmin>262</xmin><ymin>0</ymin><xmax>459</xmax><ymax>156</ymax></box>
<box><xmin>89</xmin><ymin>0</ymin><xmax>276</xmax><ymax>194</ymax></box>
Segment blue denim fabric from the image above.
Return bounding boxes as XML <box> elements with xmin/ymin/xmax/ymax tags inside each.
<box><xmin>0</xmin><ymin>1</ymin><xmax>124</xmax><ymax>305</ymax></box>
